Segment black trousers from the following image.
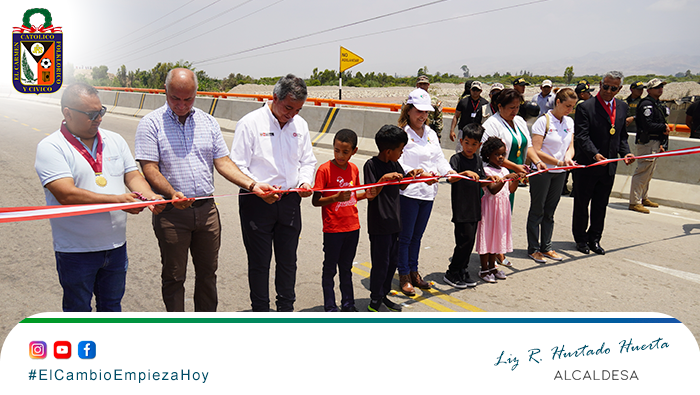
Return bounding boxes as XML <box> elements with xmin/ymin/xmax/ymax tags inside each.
<box><xmin>322</xmin><ymin>230</ymin><xmax>359</xmax><ymax>311</ymax></box>
<box><xmin>571</xmin><ymin>169</ymin><xmax>614</xmax><ymax>244</ymax></box>
<box><xmin>448</xmin><ymin>221</ymin><xmax>478</xmax><ymax>274</ymax></box>
<box><xmin>369</xmin><ymin>233</ymin><xmax>399</xmax><ymax>301</ymax></box>
<box><xmin>239</xmin><ymin>192</ymin><xmax>302</xmax><ymax>312</ymax></box>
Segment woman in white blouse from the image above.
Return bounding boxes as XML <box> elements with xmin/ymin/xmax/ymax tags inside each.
<box><xmin>526</xmin><ymin>88</ymin><xmax>577</xmax><ymax>263</ymax></box>
<box><xmin>482</xmin><ymin>88</ymin><xmax>546</xmax><ymax>266</ymax></box>
<box><xmin>396</xmin><ymin>89</ymin><xmax>455</xmax><ymax>296</ymax></box>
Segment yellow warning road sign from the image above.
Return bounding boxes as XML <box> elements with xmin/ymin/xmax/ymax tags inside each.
<box><xmin>339</xmin><ymin>46</ymin><xmax>364</xmax><ymax>72</ymax></box>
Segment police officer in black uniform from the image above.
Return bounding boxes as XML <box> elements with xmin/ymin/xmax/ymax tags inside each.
<box><xmin>512</xmin><ymin>77</ymin><xmax>530</xmax><ymax>119</ymax></box>
<box><xmin>628</xmin><ymin>78</ymin><xmax>670</xmax><ymax>213</ymax></box>
<box><xmin>625</xmin><ymin>81</ymin><xmax>645</xmax><ymax>134</ymax></box>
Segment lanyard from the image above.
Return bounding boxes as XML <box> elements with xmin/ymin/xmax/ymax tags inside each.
<box><xmin>499</xmin><ymin>116</ymin><xmax>524</xmax><ymax>155</ymax></box>
<box><xmin>470</xmin><ymin>97</ymin><xmax>481</xmax><ymax>112</ymax></box>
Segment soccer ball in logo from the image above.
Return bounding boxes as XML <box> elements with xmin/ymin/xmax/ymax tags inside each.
<box><xmin>40</xmin><ymin>58</ymin><xmax>52</xmax><ymax>69</ymax></box>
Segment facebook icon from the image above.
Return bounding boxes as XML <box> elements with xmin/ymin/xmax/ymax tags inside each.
<box><xmin>77</xmin><ymin>341</ymin><xmax>96</xmax><ymax>359</ymax></box>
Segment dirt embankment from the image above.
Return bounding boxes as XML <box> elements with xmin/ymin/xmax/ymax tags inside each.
<box><xmin>229</xmin><ymin>81</ymin><xmax>700</xmax><ymax>108</ymax></box>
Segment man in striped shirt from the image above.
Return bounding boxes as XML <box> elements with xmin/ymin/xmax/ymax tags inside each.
<box><xmin>135</xmin><ymin>68</ymin><xmax>273</xmax><ymax>312</ymax></box>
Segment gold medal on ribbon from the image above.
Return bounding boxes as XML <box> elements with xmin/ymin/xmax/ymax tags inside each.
<box><xmin>517</xmin><ymin>150</ymin><xmax>521</xmax><ymax>157</ymax></box>
<box><xmin>95</xmin><ymin>174</ymin><xmax>107</xmax><ymax>187</ymax></box>
<box><xmin>610</xmin><ymin>127</ymin><xmax>615</xmax><ymax>135</ymax></box>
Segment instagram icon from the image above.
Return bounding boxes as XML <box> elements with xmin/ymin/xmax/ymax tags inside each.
<box><xmin>29</xmin><ymin>341</ymin><xmax>46</xmax><ymax>359</ymax></box>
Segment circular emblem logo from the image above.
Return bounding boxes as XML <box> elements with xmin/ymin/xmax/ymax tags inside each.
<box><xmin>31</xmin><ymin>43</ymin><xmax>45</xmax><ymax>56</ymax></box>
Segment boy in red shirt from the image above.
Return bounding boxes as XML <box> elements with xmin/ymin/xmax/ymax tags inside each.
<box><xmin>312</xmin><ymin>129</ymin><xmax>376</xmax><ymax>312</ymax></box>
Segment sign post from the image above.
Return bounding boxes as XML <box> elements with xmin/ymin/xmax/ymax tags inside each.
<box><xmin>339</xmin><ymin>46</ymin><xmax>364</xmax><ymax>100</ymax></box>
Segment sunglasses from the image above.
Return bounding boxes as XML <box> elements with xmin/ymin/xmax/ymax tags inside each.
<box><xmin>601</xmin><ymin>84</ymin><xmax>620</xmax><ymax>92</ymax></box>
<box><xmin>69</xmin><ymin>106</ymin><xmax>107</xmax><ymax>121</ymax></box>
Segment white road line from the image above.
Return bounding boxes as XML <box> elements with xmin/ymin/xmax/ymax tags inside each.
<box><xmin>624</xmin><ymin>258</ymin><xmax>700</xmax><ymax>284</ymax></box>
<box><xmin>651</xmin><ymin>211</ymin><xmax>700</xmax><ymax>222</ymax></box>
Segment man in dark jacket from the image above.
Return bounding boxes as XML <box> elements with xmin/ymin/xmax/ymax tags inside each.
<box><xmin>628</xmin><ymin>78</ymin><xmax>670</xmax><ymax>213</ymax></box>
<box><xmin>572</xmin><ymin>71</ymin><xmax>635</xmax><ymax>255</ymax></box>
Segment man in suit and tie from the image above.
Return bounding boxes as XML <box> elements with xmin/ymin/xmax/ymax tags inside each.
<box><xmin>572</xmin><ymin>71</ymin><xmax>636</xmax><ymax>255</ymax></box>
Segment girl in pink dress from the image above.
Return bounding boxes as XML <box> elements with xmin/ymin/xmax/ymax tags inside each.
<box><xmin>475</xmin><ymin>137</ymin><xmax>520</xmax><ymax>283</ymax></box>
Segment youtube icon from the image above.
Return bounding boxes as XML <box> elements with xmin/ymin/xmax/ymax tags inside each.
<box><xmin>53</xmin><ymin>341</ymin><xmax>71</xmax><ymax>359</ymax></box>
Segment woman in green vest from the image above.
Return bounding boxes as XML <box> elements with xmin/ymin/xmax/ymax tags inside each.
<box><xmin>481</xmin><ymin>88</ymin><xmax>546</xmax><ymax>266</ymax></box>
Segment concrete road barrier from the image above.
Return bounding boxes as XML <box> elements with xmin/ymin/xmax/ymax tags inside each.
<box><xmin>9</xmin><ymin>88</ymin><xmax>700</xmax><ymax>210</ymax></box>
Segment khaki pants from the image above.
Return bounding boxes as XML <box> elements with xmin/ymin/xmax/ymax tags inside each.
<box><xmin>629</xmin><ymin>140</ymin><xmax>661</xmax><ymax>205</ymax></box>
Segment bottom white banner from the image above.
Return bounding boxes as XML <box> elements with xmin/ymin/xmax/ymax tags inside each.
<box><xmin>1</xmin><ymin>312</ymin><xmax>698</xmax><ymax>394</ymax></box>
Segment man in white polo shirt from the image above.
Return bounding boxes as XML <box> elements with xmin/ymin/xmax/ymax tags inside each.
<box><xmin>35</xmin><ymin>83</ymin><xmax>163</xmax><ymax>312</ymax></box>
<box><xmin>230</xmin><ymin>74</ymin><xmax>317</xmax><ymax>312</ymax></box>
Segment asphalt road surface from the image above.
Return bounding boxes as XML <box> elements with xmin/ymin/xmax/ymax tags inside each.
<box><xmin>1</xmin><ymin>95</ymin><xmax>699</xmax><ymax>350</ymax></box>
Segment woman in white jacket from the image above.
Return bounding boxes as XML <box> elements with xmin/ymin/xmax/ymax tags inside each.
<box><xmin>396</xmin><ymin>89</ymin><xmax>455</xmax><ymax>296</ymax></box>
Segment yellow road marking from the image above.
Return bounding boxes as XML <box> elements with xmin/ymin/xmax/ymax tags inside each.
<box><xmin>355</xmin><ymin>262</ymin><xmax>485</xmax><ymax>312</ymax></box>
<box><xmin>311</xmin><ymin>107</ymin><xmax>338</xmax><ymax>146</ymax></box>
<box><xmin>351</xmin><ymin>266</ymin><xmax>370</xmax><ymax>277</ymax></box>
<box><xmin>419</xmin><ymin>287</ymin><xmax>486</xmax><ymax>312</ymax></box>
<box><xmin>407</xmin><ymin>292</ymin><xmax>455</xmax><ymax>312</ymax></box>
<box><xmin>21</xmin><ymin>123</ymin><xmax>28</xmax><ymax>127</ymax></box>
<box><xmin>33</xmin><ymin>128</ymin><xmax>41</xmax><ymax>131</ymax></box>
<box><xmin>353</xmin><ymin>263</ymin><xmax>452</xmax><ymax>311</ymax></box>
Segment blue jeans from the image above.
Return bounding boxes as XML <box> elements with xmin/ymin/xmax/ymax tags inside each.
<box><xmin>398</xmin><ymin>196</ymin><xmax>434</xmax><ymax>276</ymax></box>
<box><xmin>55</xmin><ymin>243</ymin><xmax>128</xmax><ymax>312</ymax></box>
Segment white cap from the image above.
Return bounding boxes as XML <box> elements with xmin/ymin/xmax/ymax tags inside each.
<box><xmin>490</xmin><ymin>83</ymin><xmax>504</xmax><ymax>92</ymax></box>
<box><xmin>541</xmin><ymin>79</ymin><xmax>553</xmax><ymax>87</ymax></box>
<box><xmin>406</xmin><ymin>89</ymin><xmax>434</xmax><ymax>111</ymax></box>
<box><xmin>646</xmin><ymin>78</ymin><xmax>666</xmax><ymax>89</ymax></box>
<box><xmin>471</xmin><ymin>81</ymin><xmax>483</xmax><ymax>90</ymax></box>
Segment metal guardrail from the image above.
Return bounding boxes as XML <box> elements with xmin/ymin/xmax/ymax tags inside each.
<box><xmin>95</xmin><ymin>86</ymin><xmax>403</xmax><ymax>112</ymax></box>
<box><xmin>94</xmin><ymin>86</ymin><xmax>691</xmax><ymax>132</ymax></box>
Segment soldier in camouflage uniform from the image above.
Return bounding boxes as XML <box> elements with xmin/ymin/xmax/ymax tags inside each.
<box><xmin>415</xmin><ymin>75</ymin><xmax>444</xmax><ymax>140</ymax></box>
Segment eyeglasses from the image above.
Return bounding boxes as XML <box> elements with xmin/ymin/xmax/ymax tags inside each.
<box><xmin>68</xmin><ymin>106</ymin><xmax>107</xmax><ymax>121</ymax></box>
<box><xmin>601</xmin><ymin>84</ymin><xmax>620</xmax><ymax>92</ymax></box>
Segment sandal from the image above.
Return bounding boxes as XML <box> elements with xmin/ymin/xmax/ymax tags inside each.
<box><xmin>479</xmin><ymin>270</ymin><xmax>496</xmax><ymax>283</ymax></box>
<box><xmin>490</xmin><ymin>268</ymin><xmax>507</xmax><ymax>280</ymax></box>
<box><xmin>496</xmin><ymin>255</ymin><xmax>512</xmax><ymax>267</ymax></box>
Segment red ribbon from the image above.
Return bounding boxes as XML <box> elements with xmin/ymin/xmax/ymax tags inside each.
<box><xmin>13</xmin><ymin>24</ymin><xmax>63</xmax><ymax>33</ymax></box>
<box><xmin>59</xmin><ymin>122</ymin><xmax>104</xmax><ymax>174</ymax></box>
<box><xmin>596</xmin><ymin>94</ymin><xmax>616</xmax><ymax>128</ymax></box>
<box><xmin>3</xmin><ymin>146</ymin><xmax>700</xmax><ymax>224</ymax></box>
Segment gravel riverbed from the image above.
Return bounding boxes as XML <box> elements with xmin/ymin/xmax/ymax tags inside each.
<box><xmin>230</xmin><ymin>81</ymin><xmax>700</xmax><ymax>108</ymax></box>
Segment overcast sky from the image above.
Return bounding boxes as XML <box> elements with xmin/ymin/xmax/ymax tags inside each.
<box><xmin>3</xmin><ymin>0</ymin><xmax>699</xmax><ymax>82</ymax></box>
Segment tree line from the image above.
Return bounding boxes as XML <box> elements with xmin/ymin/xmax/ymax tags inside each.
<box><xmin>66</xmin><ymin>62</ymin><xmax>700</xmax><ymax>93</ymax></box>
